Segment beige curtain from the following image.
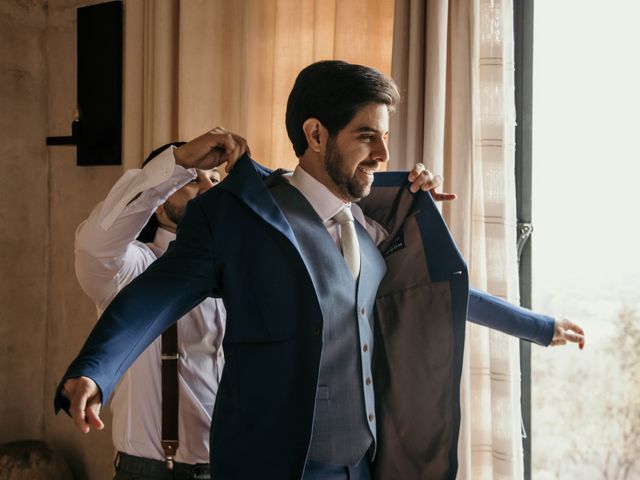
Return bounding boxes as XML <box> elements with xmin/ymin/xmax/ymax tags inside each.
<box><xmin>123</xmin><ymin>0</ymin><xmax>522</xmax><ymax>476</ymax></box>
<box><xmin>391</xmin><ymin>0</ymin><xmax>523</xmax><ymax>478</ymax></box>
<box><xmin>122</xmin><ymin>0</ymin><xmax>394</xmax><ymax>171</ymax></box>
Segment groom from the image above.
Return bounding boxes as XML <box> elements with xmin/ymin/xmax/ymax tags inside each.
<box><xmin>57</xmin><ymin>60</ymin><xmax>583</xmax><ymax>480</ymax></box>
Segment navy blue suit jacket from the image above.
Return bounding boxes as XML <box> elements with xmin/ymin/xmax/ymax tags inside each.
<box><xmin>56</xmin><ymin>156</ymin><xmax>553</xmax><ymax>479</ymax></box>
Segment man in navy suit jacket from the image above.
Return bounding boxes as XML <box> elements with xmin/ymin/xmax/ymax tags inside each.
<box><xmin>56</xmin><ymin>60</ymin><xmax>584</xmax><ymax>480</ymax></box>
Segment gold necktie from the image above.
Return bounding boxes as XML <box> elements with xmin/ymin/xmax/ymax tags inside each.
<box><xmin>333</xmin><ymin>207</ymin><xmax>360</xmax><ymax>280</ymax></box>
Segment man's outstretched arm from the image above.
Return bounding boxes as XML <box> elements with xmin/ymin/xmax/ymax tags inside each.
<box><xmin>467</xmin><ymin>288</ymin><xmax>585</xmax><ymax>348</ymax></box>
<box><xmin>55</xmin><ymin>197</ymin><xmax>218</xmax><ymax>431</ymax></box>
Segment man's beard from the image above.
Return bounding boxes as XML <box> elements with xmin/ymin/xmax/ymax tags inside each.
<box><xmin>163</xmin><ymin>201</ymin><xmax>185</xmax><ymax>225</ymax></box>
<box><xmin>324</xmin><ymin>137</ymin><xmax>374</xmax><ymax>202</ymax></box>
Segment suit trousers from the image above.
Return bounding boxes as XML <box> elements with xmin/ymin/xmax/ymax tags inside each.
<box><xmin>302</xmin><ymin>456</ymin><xmax>371</xmax><ymax>480</ymax></box>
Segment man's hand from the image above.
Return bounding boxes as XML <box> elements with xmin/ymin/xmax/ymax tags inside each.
<box><xmin>407</xmin><ymin>163</ymin><xmax>457</xmax><ymax>201</ymax></box>
<box><xmin>550</xmin><ymin>318</ymin><xmax>586</xmax><ymax>349</ymax></box>
<box><xmin>174</xmin><ymin>127</ymin><xmax>251</xmax><ymax>173</ymax></box>
<box><xmin>62</xmin><ymin>376</ymin><xmax>104</xmax><ymax>433</ymax></box>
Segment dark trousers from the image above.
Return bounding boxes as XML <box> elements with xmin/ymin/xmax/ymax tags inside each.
<box><xmin>302</xmin><ymin>456</ymin><xmax>371</xmax><ymax>480</ymax></box>
<box><xmin>114</xmin><ymin>452</ymin><xmax>210</xmax><ymax>480</ymax></box>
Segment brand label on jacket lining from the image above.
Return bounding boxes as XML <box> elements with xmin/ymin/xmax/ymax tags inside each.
<box><xmin>382</xmin><ymin>231</ymin><xmax>405</xmax><ymax>257</ymax></box>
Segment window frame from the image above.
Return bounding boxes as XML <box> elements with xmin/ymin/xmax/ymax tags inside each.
<box><xmin>514</xmin><ymin>1</ymin><xmax>535</xmax><ymax>479</ymax></box>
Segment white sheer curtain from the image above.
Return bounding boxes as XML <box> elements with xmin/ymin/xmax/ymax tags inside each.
<box><xmin>390</xmin><ymin>0</ymin><xmax>524</xmax><ymax>478</ymax></box>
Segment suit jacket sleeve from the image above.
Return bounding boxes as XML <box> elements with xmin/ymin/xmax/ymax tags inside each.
<box><xmin>54</xmin><ymin>197</ymin><xmax>218</xmax><ymax>414</ymax></box>
<box><xmin>467</xmin><ymin>287</ymin><xmax>555</xmax><ymax>346</ymax></box>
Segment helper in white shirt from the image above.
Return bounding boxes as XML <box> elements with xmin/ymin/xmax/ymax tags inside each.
<box><xmin>74</xmin><ymin>128</ymin><xmax>249</xmax><ymax>479</ymax></box>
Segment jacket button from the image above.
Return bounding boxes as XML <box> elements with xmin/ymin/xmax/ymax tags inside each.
<box><xmin>313</xmin><ymin>327</ymin><xmax>321</xmax><ymax>336</ymax></box>
<box><xmin>362</xmin><ymin>344</ymin><xmax>369</xmax><ymax>353</ymax></box>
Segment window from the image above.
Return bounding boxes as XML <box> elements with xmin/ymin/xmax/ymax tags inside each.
<box><xmin>526</xmin><ymin>1</ymin><xmax>640</xmax><ymax>478</ymax></box>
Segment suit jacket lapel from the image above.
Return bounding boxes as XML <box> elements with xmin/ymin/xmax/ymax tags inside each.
<box><xmin>220</xmin><ymin>155</ymin><xmax>300</xmax><ymax>251</ymax></box>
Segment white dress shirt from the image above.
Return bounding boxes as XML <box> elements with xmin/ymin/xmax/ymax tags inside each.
<box><xmin>287</xmin><ymin>165</ymin><xmax>389</xmax><ymax>245</ymax></box>
<box><xmin>74</xmin><ymin>147</ymin><xmax>225</xmax><ymax>464</ymax></box>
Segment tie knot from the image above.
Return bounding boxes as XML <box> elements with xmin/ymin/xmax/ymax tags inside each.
<box><xmin>333</xmin><ymin>206</ymin><xmax>354</xmax><ymax>226</ymax></box>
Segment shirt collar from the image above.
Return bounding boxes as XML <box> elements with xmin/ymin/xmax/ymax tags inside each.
<box><xmin>152</xmin><ymin>227</ymin><xmax>176</xmax><ymax>254</ymax></box>
<box><xmin>288</xmin><ymin>165</ymin><xmax>351</xmax><ymax>224</ymax></box>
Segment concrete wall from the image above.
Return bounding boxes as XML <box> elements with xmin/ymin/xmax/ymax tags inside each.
<box><xmin>0</xmin><ymin>0</ymin><xmax>49</xmax><ymax>447</ymax></box>
<box><xmin>1</xmin><ymin>1</ymin><xmax>121</xmax><ymax>478</ymax></box>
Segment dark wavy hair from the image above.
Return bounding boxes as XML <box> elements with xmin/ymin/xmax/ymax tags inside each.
<box><xmin>285</xmin><ymin>60</ymin><xmax>399</xmax><ymax>157</ymax></box>
<box><xmin>136</xmin><ymin>141</ymin><xmax>186</xmax><ymax>243</ymax></box>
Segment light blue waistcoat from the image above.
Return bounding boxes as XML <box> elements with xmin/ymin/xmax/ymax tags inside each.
<box><xmin>270</xmin><ymin>181</ymin><xmax>387</xmax><ymax>465</ymax></box>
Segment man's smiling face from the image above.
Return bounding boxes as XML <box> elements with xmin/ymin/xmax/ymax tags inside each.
<box><xmin>323</xmin><ymin>103</ymin><xmax>390</xmax><ymax>202</ymax></box>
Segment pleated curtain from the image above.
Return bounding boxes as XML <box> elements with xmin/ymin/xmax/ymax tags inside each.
<box><xmin>122</xmin><ymin>0</ymin><xmax>394</xmax><ymax>171</ymax></box>
<box><xmin>390</xmin><ymin>0</ymin><xmax>524</xmax><ymax>478</ymax></box>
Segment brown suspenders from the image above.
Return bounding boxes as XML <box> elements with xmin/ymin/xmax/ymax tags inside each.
<box><xmin>161</xmin><ymin>323</ymin><xmax>179</xmax><ymax>469</ymax></box>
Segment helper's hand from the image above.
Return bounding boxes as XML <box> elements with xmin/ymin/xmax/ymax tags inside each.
<box><xmin>62</xmin><ymin>376</ymin><xmax>104</xmax><ymax>433</ymax></box>
<box><xmin>550</xmin><ymin>318</ymin><xmax>586</xmax><ymax>349</ymax></box>
<box><xmin>174</xmin><ymin>127</ymin><xmax>251</xmax><ymax>173</ymax></box>
<box><xmin>407</xmin><ymin>163</ymin><xmax>457</xmax><ymax>201</ymax></box>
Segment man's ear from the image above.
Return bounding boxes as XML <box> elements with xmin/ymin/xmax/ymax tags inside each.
<box><xmin>302</xmin><ymin>118</ymin><xmax>326</xmax><ymax>153</ymax></box>
<box><xmin>155</xmin><ymin>205</ymin><xmax>164</xmax><ymax>219</ymax></box>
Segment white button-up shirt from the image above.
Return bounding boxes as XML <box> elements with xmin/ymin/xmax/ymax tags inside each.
<box><xmin>287</xmin><ymin>165</ymin><xmax>388</xmax><ymax>246</ymax></box>
<box><xmin>74</xmin><ymin>147</ymin><xmax>224</xmax><ymax>464</ymax></box>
